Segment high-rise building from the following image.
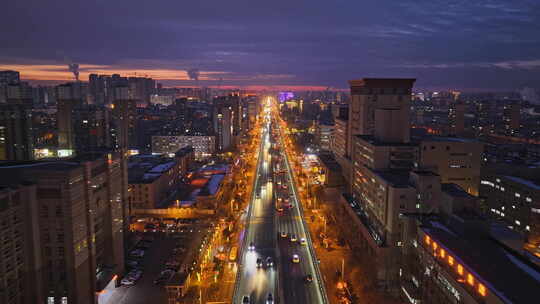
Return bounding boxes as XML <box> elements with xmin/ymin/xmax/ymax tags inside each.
<box><xmin>0</xmin><ymin>183</ymin><xmax>44</xmax><ymax>304</ymax></box>
<box><xmin>110</xmin><ymin>87</ymin><xmax>137</xmax><ymax>150</ymax></box>
<box><xmin>0</xmin><ymin>151</ymin><xmax>128</xmax><ymax>304</ymax></box>
<box><xmin>56</xmin><ymin>83</ymin><xmax>86</xmax><ymax>153</ymax></box>
<box><xmin>448</xmin><ymin>101</ymin><xmax>466</xmax><ymax>136</ymax></box>
<box><xmin>315</xmin><ymin>122</ymin><xmax>334</xmax><ymax>151</ymax></box>
<box><xmin>502</xmin><ymin>102</ymin><xmax>520</xmax><ymax>135</ymax></box>
<box><xmin>348</xmin><ymin>78</ymin><xmax>414</xmax><ymax>148</ymax></box>
<box><xmin>0</xmin><ymin>103</ymin><xmax>34</xmax><ymax>160</ymax></box>
<box><xmin>89</xmin><ymin>74</ymin><xmax>154</xmax><ymax>106</ymax></box>
<box><xmin>213</xmin><ymin>96</ymin><xmax>239</xmax><ymax>152</ymax></box>
<box><xmin>0</xmin><ymin>70</ymin><xmax>20</xmax><ymax>85</ymax></box>
<box><xmin>348</xmin><ymin>78</ymin><xmax>418</xmax><ymax>292</ymax></box>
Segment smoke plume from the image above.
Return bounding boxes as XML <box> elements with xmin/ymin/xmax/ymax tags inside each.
<box><xmin>187</xmin><ymin>68</ymin><xmax>200</xmax><ymax>81</ymax></box>
<box><xmin>68</xmin><ymin>63</ymin><xmax>80</xmax><ymax>81</ymax></box>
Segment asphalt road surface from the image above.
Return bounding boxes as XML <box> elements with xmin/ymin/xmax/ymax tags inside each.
<box><xmin>233</xmin><ymin>106</ymin><xmax>327</xmax><ymax>304</ymax></box>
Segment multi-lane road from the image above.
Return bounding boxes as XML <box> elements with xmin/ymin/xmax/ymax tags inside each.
<box><xmin>233</xmin><ymin>102</ymin><xmax>327</xmax><ymax>304</ymax></box>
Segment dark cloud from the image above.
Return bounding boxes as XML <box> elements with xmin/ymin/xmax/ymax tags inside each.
<box><xmin>1</xmin><ymin>0</ymin><xmax>540</xmax><ymax>90</ymax></box>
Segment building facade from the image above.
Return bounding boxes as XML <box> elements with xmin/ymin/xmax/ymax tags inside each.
<box><xmin>0</xmin><ymin>151</ymin><xmax>128</xmax><ymax>304</ymax></box>
<box><xmin>152</xmin><ymin>135</ymin><xmax>215</xmax><ymax>160</ymax></box>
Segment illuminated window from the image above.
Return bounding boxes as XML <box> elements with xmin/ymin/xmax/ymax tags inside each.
<box><xmin>478</xmin><ymin>284</ymin><xmax>486</xmax><ymax>296</ymax></box>
<box><xmin>457</xmin><ymin>264</ymin><xmax>464</xmax><ymax>275</ymax></box>
<box><xmin>448</xmin><ymin>255</ymin><xmax>454</xmax><ymax>266</ymax></box>
<box><xmin>425</xmin><ymin>235</ymin><xmax>431</xmax><ymax>245</ymax></box>
<box><xmin>467</xmin><ymin>274</ymin><xmax>474</xmax><ymax>286</ymax></box>
<box><xmin>440</xmin><ymin>249</ymin><xmax>446</xmax><ymax>258</ymax></box>
<box><xmin>433</xmin><ymin>242</ymin><xmax>438</xmax><ymax>251</ymax></box>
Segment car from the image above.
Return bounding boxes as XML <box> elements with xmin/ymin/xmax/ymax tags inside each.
<box><xmin>266</xmin><ymin>257</ymin><xmax>274</xmax><ymax>268</ymax></box>
<box><xmin>305</xmin><ymin>274</ymin><xmax>313</xmax><ymax>283</ymax></box>
<box><xmin>266</xmin><ymin>293</ymin><xmax>274</xmax><ymax>304</ymax></box>
<box><xmin>248</xmin><ymin>242</ymin><xmax>255</xmax><ymax>251</ymax></box>
<box><xmin>290</xmin><ymin>234</ymin><xmax>297</xmax><ymax>242</ymax></box>
<box><xmin>280</xmin><ymin>231</ymin><xmax>288</xmax><ymax>238</ymax></box>
<box><xmin>242</xmin><ymin>295</ymin><xmax>250</xmax><ymax>303</ymax></box>
<box><xmin>256</xmin><ymin>258</ymin><xmax>263</xmax><ymax>268</ymax></box>
<box><xmin>292</xmin><ymin>254</ymin><xmax>300</xmax><ymax>263</ymax></box>
<box><xmin>300</xmin><ymin>237</ymin><xmax>307</xmax><ymax>245</ymax></box>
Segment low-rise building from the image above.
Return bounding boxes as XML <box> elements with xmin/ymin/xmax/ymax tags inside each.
<box><xmin>401</xmin><ymin>212</ymin><xmax>540</xmax><ymax>304</ymax></box>
<box><xmin>419</xmin><ymin>137</ymin><xmax>483</xmax><ymax>196</ymax></box>
<box><xmin>480</xmin><ymin>174</ymin><xmax>540</xmax><ymax>256</ymax></box>
<box><xmin>152</xmin><ymin>135</ymin><xmax>215</xmax><ymax>160</ymax></box>
<box><xmin>128</xmin><ymin>149</ymin><xmax>192</xmax><ymax>210</ymax></box>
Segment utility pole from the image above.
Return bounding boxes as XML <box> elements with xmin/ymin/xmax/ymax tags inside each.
<box><xmin>342</xmin><ymin>258</ymin><xmax>345</xmax><ymax>282</ymax></box>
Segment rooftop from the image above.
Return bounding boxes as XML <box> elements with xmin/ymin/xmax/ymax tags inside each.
<box><xmin>423</xmin><ymin>221</ymin><xmax>540</xmax><ymax>304</ymax></box>
<box><xmin>128</xmin><ymin>155</ymin><xmax>177</xmax><ymax>183</ymax></box>
<box><xmin>175</xmin><ymin>146</ymin><xmax>194</xmax><ymax>157</ymax></box>
<box><xmin>503</xmin><ymin>175</ymin><xmax>540</xmax><ymax>190</ymax></box>
<box><xmin>355</xmin><ymin>135</ymin><xmax>418</xmax><ymax>147</ymax></box>
<box><xmin>441</xmin><ymin>183</ymin><xmax>474</xmax><ymax>198</ymax></box>
<box><xmin>420</xmin><ymin>136</ymin><xmax>478</xmax><ymax>144</ymax></box>
<box><xmin>373</xmin><ymin>169</ymin><xmax>411</xmax><ymax>188</ymax></box>
<box><xmin>317</xmin><ymin>153</ymin><xmax>342</xmax><ymax>171</ymax></box>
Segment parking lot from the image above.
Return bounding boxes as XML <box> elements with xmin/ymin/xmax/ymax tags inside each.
<box><xmin>100</xmin><ymin>220</ymin><xmax>207</xmax><ymax>304</ymax></box>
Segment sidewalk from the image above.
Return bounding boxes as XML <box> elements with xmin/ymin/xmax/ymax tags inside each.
<box><xmin>302</xmin><ymin>188</ymin><xmax>403</xmax><ymax>304</ymax></box>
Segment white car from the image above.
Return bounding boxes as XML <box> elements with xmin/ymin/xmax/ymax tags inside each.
<box><xmin>292</xmin><ymin>254</ymin><xmax>300</xmax><ymax>263</ymax></box>
<box><xmin>300</xmin><ymin>238</ymin><xmax>307</xmax><ymax>245</ymax></box>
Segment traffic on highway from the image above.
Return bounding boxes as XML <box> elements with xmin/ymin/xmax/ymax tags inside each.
<box><xmin>233</xmin><ymin>99</ymin><xmax>328</xmax><ymax>303</ymax></box>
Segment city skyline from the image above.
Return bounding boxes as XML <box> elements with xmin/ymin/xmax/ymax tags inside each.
<box><xmin>2</xmin><ymin>0</ymin><xmax>540</xmax><ymax>91</ymax></box>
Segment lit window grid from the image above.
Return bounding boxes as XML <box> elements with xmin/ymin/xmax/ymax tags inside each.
<box><xmin>422</xmin><ymin>234</ymin><xmax>488</xmax><ymax>298</ymax></box>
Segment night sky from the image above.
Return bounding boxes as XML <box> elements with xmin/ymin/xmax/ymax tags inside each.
<box><xmin>1</xmin><ymin>0</ymin><xmax>540</xmax><ymax>90</ymax></box>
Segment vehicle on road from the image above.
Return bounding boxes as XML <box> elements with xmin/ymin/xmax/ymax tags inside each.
<box><xmin>280</xmin><ymin>231</ymin><xmax>287</xmax><ymax>238</ymax></box>
<box><xmin>229</xmin><ymin>246</ymin><xmax>238</xmax><ymax>262</ymax></box>
<box><xmin>300</xmin><ymin>237</ymin><xmax>307</xmax><ymax>245</ymax></box>
<box><xmin>248</xmin><ymin>242</ymin><xmax>255</xmax><ymax>251</ymax></box>
<box><xmin>305</xmin><ymin>274</ymin><xmax>313</xmax><ymax>283</ymax></box>
<box><xmin>242</xmin><ymin>295</ymin><xmax>250</xmax><ymax>303</ymax></box>
<box><xmin>290</xmin><ymin>234</ymin><xmax>297</xmax><ymax>242</ymax></box>
<box><xmin>292</xmin><ymin>254</ymin><xmax>300</xmax><ymax>263</ymax></box>
<box><xmin>256</xmin><ymin>258</ymin><xmax>263</xmax><ymax>268</ymax></box>
<box><xmin>266</xmin><ymin>257</ymin><xmax>274</xmax><ymax>268</ymax></box>
<box><xmin>266</xmin><ymin>293</ymin><xmax>274</xmax><ymax>304</ymax></box>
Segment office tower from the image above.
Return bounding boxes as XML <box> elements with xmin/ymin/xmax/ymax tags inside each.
<box><xmin>110</xmin><ymin>87</ymin><xmax>137</xmax><ymax>150</ymax></box>
<box><xmin>448</xmin><ymin>101</ymin><xmax>466</xmax><ymax>136</ymax></box>
<box><xmin>0</xmin><ymin>184</ymin><xmax>44</xmax><ymax>304</ymax></box>
<box><xmin>348</xmin><ymin>78</ymin><xmax>415</xmax><ymax>155</ymax></box>
<box><xmin>0</xmin><ymin>151</ymin><xmax>128</xmax><ymax>304</ymax></box>
<box><xmin>0</xmin><ymin>103</ymin><xmax>34</xmax><ymax>160</ymax></box>
<box><xmin>502</xmin><ymin>102</ymin><xmax>520</xmax><ymax>135</ymax></box>
<box><xmin>349</xmin><ymin>78</ymin><xmax>418</xmax><ymax>292</ymax></box>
